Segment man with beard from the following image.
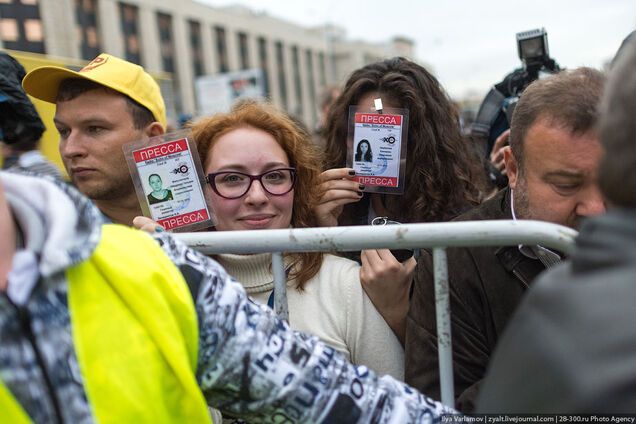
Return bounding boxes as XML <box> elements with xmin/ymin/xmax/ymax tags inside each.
<box><xmin>477</xmin><ymin>36</ymin><xmax>636</xmax><ymax>413</ymax></box>
<box><xmin>405</xmin><ymin>67</ymin><xmax>606</xmax><ymax>412</ymax></box>
<box><xmin>21</xmin><ymin>53</ymin><xmax>166</xmax><ymax>225</ymax></box>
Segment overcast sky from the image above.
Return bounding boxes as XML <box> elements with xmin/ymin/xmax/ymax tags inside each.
<box><xmin>199</xmin><ymin>0</ymin><xmax>635</xmax><ymax>99</ymax></box>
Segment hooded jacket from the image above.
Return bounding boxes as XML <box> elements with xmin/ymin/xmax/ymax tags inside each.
<box><xmin>0</xmin><ymin>52</ymin><xmax>45</xmax><ymax>144</ymax></box>
<box><xmin>478</xmin><ymin>209</ymin><xmax>636</xmax><ymax>413</ymax></box>
<box><xmin>0</xmin><ymin>171</ymin><xmax>454</xmax><ymax>423</ymax></box>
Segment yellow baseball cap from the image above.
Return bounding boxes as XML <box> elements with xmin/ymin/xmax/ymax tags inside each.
<box><xmin>22</xmin><ymin>53</ymin><xmax>167</xmax><ymax>130</ymax></box>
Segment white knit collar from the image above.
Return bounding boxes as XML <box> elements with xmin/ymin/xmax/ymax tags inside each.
<box><xmin>216</xmin><ymin>253</ymin><xmax>275</xmax><ymax>294</ymax></box>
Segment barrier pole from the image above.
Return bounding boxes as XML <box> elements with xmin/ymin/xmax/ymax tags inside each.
<box><xmin>175</xmin><ymin>220</ymin><xmax>578</xmax><ymax>407</ymax></box>
<box><xmin>433</xmin><ymin>247</ymin><xmax>455</xmax><ymax>408</ymax></box>
<box><xmin>176</xmin><ymin>220</ymin><xmax>577</xmax><ymax>256</ymax></box>
<box><xmin>271</xmin><ymin>252</ymin><xmax>289</xmax><ymax>322</ymax></box>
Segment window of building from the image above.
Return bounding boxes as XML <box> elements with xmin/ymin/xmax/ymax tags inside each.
<box><xmin>156</xmin><ymin>12</ymin><xmax>175</xmax><ymax>74</ymax></box>
<box><xmin>189</xmin><ymin>20</ymin><xmax>204</xmax><ymax>77</ymax></box>
<box><xmin>0</xmin><ymin>18</ymin><xmax>18</xmax><ymax>41</ymax></box>
<box><xmin>291</xmin><ymin>45</ymin><xmax>303</xmax><ymax>116</ymax></box>
<box><xmin>0</xmin><ymin>0</ymin><xmax>45</xmax><ymax>53</ymax></box>
<box><xmin>23</xmin><ymin>18</ymin><xmax>41</xmax><ymax>41</ymax></box>
<box><xmin>119</xmin><ymin>2</ymin><xmax>141</xmax><ymax>64</ymax></box>
<box><xmin>214</xmin><ymin>25</ymin><xmax>228</xmax><ymax>73</ymax></box>
<box><xmin>275</xmin><ymin>41</ymin><xmax>288</xmax><ymax>110</ymax></box>
<box><xmin>257</xmin><ymin>36</ymin><xmax>269</xmax><ymax>98</ymax></box>
<box><xmin>318</xmin><ymin>52</ymin><xmax>327</xmax><ymax>87</ymax></box>
<box><xmin>305</xmin><ymin>49</ymin><xmax>317</xmax><ymax>122</ymax></box>
<box><xmin>237</xmin><ymin>31</ymin><xmax>249</xmax><ymax>70</ymax></box>
<box><xmin>75</xmin><ymin>0</ymin><xmax>101</xmax><ymax>60</ymax></box>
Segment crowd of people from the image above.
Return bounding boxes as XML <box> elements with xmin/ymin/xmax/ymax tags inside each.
<box><xmin>1</xmin><ymin>30</ymin><xmax>636</xmax><ymax>422</ymax></box>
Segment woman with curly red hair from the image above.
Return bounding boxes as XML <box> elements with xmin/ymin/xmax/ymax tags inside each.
<box><xmin>136</xmin><ymin>101</ymin><xmax>403</xmax><ymax>380</ymax></box>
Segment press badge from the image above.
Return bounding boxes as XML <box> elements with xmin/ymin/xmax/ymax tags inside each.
<box><xmin>347</xmin><ymin>102</ymin><xmax>409</xmax><ymax>194</ymax></box>
<box><xmin>124</xmin><ymin>130</ymin><xmax>214</xmax><ymax>232</ymax></box>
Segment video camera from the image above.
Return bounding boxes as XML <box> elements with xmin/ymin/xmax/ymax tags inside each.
<box><xmin>501</xmin><ymin>28</ymin><xmax>560</xmax><ymax>121</ymax></box>
<box><xmin>472</xmin><ymin>28</ymin><xmax>560</xmax><ymax>188</ymax></box>
<box><xmin>518</xmin><ymin>28</ymin><xmax>555</xmax><ymax>72</ymax></box>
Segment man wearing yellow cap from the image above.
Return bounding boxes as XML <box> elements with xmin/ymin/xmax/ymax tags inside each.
<box><xmin>22</xmin><ymin>53</ymin><xmax>166</xmax><ymax>225</ymax></box>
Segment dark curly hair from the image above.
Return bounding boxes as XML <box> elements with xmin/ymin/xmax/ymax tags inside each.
<box><xmin>324</xmin><ymin>57</ymin><xmax>482</xmax><ymax>224</ymax></box>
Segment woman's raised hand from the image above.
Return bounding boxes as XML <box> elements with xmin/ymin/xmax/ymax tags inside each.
<box><xmin>315</xmin><ymin>168</ymin><xmax>364</xmax><ymax>227</ymax></box>
<box><xmin>360</xmin><ymin>249</ymin><xmax>417</xmax><ymax>345</ymax></box>
<box><xmin>132</xmin><ymin>216</ymin><xmax>165</xmax><ymax>233</ymax></box>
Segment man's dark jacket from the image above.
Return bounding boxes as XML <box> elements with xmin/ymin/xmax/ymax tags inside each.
<box><xmin>477</xmin><ymin>209</ymin><xmax>636</xmax><ymax>413</ymax></box>
<box><xmin>405</xmin><ymin>189</ymin><xmax>548</xmax><ymax>412</ymax></box>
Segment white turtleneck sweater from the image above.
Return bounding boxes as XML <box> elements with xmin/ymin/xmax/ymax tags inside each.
<box><xmin>216</xmin><ymin>252</ymin><xmax>404</xmax><ymax>380</ymax></box>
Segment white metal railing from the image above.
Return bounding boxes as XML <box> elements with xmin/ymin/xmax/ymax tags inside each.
<box><xmin>175</xmin><ymin>220</ymin><xmax>577</xmax><ymax>409</ymax></box>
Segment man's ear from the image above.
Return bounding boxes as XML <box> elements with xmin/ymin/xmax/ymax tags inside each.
<box><xmin>145</xmin><ymin>122</ymin><xmax>165</xmax><ymax>138</ymax></box>
<box><xmin>503</xmin><ymin>146</ymin><xmax>519</xmax><ymax>189</ymax></box>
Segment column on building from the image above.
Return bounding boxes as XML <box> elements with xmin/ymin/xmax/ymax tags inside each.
<box><xmin>40</xmin><ymin>0</ymin><xmax>77</xmax><ymax>57</ymax></box>
<box><xmin>246</xmin><ymin>29</ymin><xmax>259</xmax><ymax>74</ymax></box>
<box><xmin>138</xmin><ymin>4</ymin><xmax>160</xmax><ymax>70</ymax></box>
<box><xmin>97</xmin><ymin>0</ymin><xmax>124</xmax><ymax>58</ymax></box>
<box><xmin>172</xmin><ymin>12</ymin><xmax>196</xmax><ymax>115</ymax></box>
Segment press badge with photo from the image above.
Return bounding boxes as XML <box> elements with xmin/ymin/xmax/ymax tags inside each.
<box><xmin>347</xmin><ymin>103</ymin><xmax>409</xmax><ymax>194</ymax></box>
<box><xmin>124</xmin><ymin>130</ymin><xmax>214</xmax><ymax>231</ymax></box>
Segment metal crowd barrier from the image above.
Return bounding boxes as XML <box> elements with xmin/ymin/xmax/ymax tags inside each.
<box><xmin>175</xmin><ymin>220</ymin><xmax>578</xmax><ymax>409</ymax></box>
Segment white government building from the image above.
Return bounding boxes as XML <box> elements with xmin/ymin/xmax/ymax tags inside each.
<box><xmin>0</xmin><ymin>0</ymin><xmax>417</xmax><ymax>128</ymax></box>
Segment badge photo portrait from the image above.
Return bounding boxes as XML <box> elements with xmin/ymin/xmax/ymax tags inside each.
<box><xmin>146</xmin><ymin>173</ymin><xmax>174</xmax><ymax>205</ymax></box>
<box><xmin>355</xmin><ymin>139</ymin><xmax>373</xmax><ymax>163</ymax></box>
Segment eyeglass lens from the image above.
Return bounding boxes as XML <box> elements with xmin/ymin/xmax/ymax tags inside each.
<box><xmin>213</xmin><ymin>169</ymin><xmax>294</xmax><ymax>198</ymax></box>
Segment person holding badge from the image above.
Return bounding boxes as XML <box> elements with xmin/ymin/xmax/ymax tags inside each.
<box><xmin>317</xmin><ymin>58</ymin><xmax>483</xmax><ymax>343</ymax></box>
<box><xmin>134</xmin><ymin>101</ymin><xmax>404</xmax><ymax>383</ymax></box>
<box><xmin>22</xmin><ymin>53</ymin><xmax>167</xmax><ymax>226</ymax></box>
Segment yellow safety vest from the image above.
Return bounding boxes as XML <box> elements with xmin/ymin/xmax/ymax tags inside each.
<box><xmin>0</xmin><ymin>224</ymin><xmax>212</xmax><ymax>423</ymax></box>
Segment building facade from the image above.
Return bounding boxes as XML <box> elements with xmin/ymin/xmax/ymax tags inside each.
<box><xmin>0</xmin><ymin>0</ymin><xmax>415</xmax><ymax>128</ymax></box>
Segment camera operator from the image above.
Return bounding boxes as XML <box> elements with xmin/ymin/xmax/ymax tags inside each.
<box><xmin>472</xmin><ymin>28</ymin><xmax>561</xmax><ymax>189</ymax></box>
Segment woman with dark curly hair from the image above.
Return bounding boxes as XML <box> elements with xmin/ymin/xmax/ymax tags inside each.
<box><xmin>316</xmin><ymin>57</ymin><xmax>483</xmax><ymax>341</ymax></box>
